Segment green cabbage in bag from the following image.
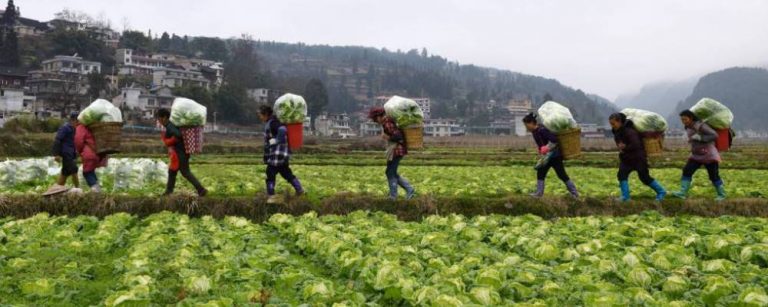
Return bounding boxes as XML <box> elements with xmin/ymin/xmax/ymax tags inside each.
<box><xmin>78</xmin><ymin>99</ymin><xmax>123</xmax><ymax>126</ymax></box>
<box><xmin>690</xmin><ymin>98</ymin><xmax>733</xmax><ymax>130</ymax></box>
<box><xmin>384</xmin><ymin>96</ymin><xmax>424</xmax><ymax>127</ymax></box>
<box><xmin>538</xmin><ymin>101</ymin><xmax>578</xmax><ymax>133</ymax></box>
<box><xmin>171</xmin><ymin>98</ymin><xmax>207</xmax><ymax>127</ymax></box>
<box><xmin>274</xmin><ymin>93</ymin><xmax>307</xmax><ymax>124</ymax></box>
<box><xmin>621</xmin><ymin>108</ymin><xmax>668</xmax><ymax>133</ymax></box>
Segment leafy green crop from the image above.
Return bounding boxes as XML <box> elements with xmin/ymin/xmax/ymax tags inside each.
<box><xmin>5</xmin><ymin>211</ymin><xmax>767</xmax><ymax>305</ymax></box>
<box><xmin>274</xmin><ymin>93</ymin><xmax>308</xmax><ymax>124</ymax></box>
<box><xmin>690</xmin><ymin>98</ymin><xmax>734</xmax><ymax>130</ymax></box>
<box><xmin>170</xmin><ymin>98</ymin><xmax>207</xmax><ymax>127</ymax></box>
<box><xmin>384</xmin><ymin>96</ymin><xmax>424</xmax><ymax>127</ymax></box>
<box><xmin>2</xmin><ymin>159</ymin><xmax>767</xmax><ymax>199</ymax></box>
<box><xmin>538</xmin><ymin>101</ymin><xmax>578</xmax><ymax>133</ymax></box>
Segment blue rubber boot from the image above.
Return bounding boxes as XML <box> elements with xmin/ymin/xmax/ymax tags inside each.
<box><xmin>618</xmin><ymin>180</ymin><xmax>631</xmax><ymax>202</ymax></box>
<box><xmin>649</xmin><ymin>180</ymin><xmax>667</xmax><ymax>202</ymax></box>
<box><xmin>672</xmin><ymin>177</ymin><xmax>692</xmax><ymax>199</ymax></box>
<box><xmin>714</xmin><ymin>181</ymin><xmax>726</xmax><ymax>202</ymax></box>
<box><xmin>530</xmin><ymin>180</ymin><xmax>545</xmax><ymax>198</ymax></box>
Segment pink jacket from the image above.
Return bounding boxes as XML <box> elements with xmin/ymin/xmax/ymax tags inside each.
<box><xmin>75</xmin><ymin>125</ymin><xmax>108</xmax><ymax>172</ymax></box>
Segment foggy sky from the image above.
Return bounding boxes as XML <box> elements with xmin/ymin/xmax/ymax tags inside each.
<box><xmin>17</xmin><ymin>0</ymin><xmax>768</xmax><ymax>100</ymax></box>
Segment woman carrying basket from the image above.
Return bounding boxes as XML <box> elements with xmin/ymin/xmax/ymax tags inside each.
<box><xmin>74</xmin><ymin>122</ymin><xmax>108</xmax><ymax>192</ymax></box>
<box><xmin>671</xmin><ymin>110</ymin><xmax>726</xmax><ymax>201</ymax></box>
<box><xmin>523</xmin><ymin>113</ymin><xmax>579</xmax><ymax>198</ymax></box>
<box><xmin>156</xmin><ymin>108</ymin><xmax>207</xmax><ymax>197</ymax></box>
<box><xmin>368</xmin><ymin>107</ymin><xmax>416</xmax><ymax>200</ymax></box>
<box><xmin>258</xmin><ymin>105</ymin><xmax>304</xmax><ymax>204</ymax></box>
<box><xmin>609</xmin><ymin>113</ymin><xmax>666</xmax><ymax>202</ymax></box>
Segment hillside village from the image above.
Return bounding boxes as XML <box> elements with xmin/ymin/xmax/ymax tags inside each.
<box><xmin>0</xmin><ymin>0</ymin><xmax>658</xmax><ymax>138</ymax></box>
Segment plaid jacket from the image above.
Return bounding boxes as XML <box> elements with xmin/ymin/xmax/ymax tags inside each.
<box><xmin>264</xmin><ymin>116</ymin><xmax>291</xmax><ymax>166</ymax></box>
<box><xmin>382</xmin><ymin>117</ymin><xmax>407</xmax><ymax>157</ymax></box>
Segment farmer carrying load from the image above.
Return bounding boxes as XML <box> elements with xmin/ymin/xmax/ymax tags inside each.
<box><xmin>74</xmin><ymin>122</ymin><xmax>108</xmax><ymax>192</ymax></box>
<box><xmin>368</xmin><ymin>107</ymin><xmax>416</xmax><ymax>200</ymax></box>
<box><xmin>48</xmin><ymin>112</ymin><xmax>81</xmax><ymax>193</ymax></box>
<box><xmin>523</xmin><ymin>112</ymin><xmax>579</xmax><ymax>198</ymax></box>
<box><xmin>156</xmin><ymin>108</ymin><xmax>207</xmax><ymax>196</ymax></box>
<box><xmin>672</xmin><ymin>110</ymin><xmax>726</xmax><ymax>201</ymax></box>
<box><xmin>258</xmin><ymin>105</ymin><xmax>304</xmax><ymax>204</ymax></box>
<box><xmin>609</xmin><ymin>113</ymin><xmax>666</xmax><ymax>202</ymax></box>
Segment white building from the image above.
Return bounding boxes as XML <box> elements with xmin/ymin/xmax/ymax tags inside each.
<box><xmin>116</xmin><ymin>49</ymin><xmax>173</xmax><ymax>76</ymax></box>
<box><xmin>424</xmin><ymin>118</ymin><xmax>465</xmax><ymax>137</ymax></box>
<box><xmin>247</xmin><ymin>88</ymin><xmax>269</xmax><ymax>103</ymax></box>
<box><xmin>359</xmin><ymin>121</ymin><xmax>382</xmax><ymax>136</ymax></box>
<box><xmin>0</xmin><ymin>88</ymin><xmax>28</xmax><ymax>113</ymax></box>
<box><xmin>505</xmin><ymin>98</ymin><xmax>533</xmax><ymax>136</ymax></box>
<box><xmin>39</xmin><ymin>55</ymin><xmax>101</xmax><ymax>75</ymax></box>
<box><xmin>413</xmin><ymin>98</ymin><xmax>432</xmax><ymax>120</ymax></box>
<box><xmin>315</xmin><ymin>113</ymin><xmax>357</xmax><ymax>138</ymax></box>
<box><xmin>152</xmin><ymin>68</ymin><xmax>210</xmax><ymax>89</ymax></box>
<box><xmin>112</xmin><ymin>87</ymin><xmax>175</xmax><ymax>119</ymax></box>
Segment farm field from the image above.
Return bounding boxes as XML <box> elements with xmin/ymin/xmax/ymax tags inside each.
<box><xmin>2</xmin><ymin>158</ymin><xmax>767</xmax><ymax>200</ymax></box>
<box><xmin>2</xmin><ymin>140</ymin><xmax>768</xmax><ymax>306</ymax></box>
<box><xmin>2</xmin><ymin>211</ymin><xmax>768</xmax><ymax>306</ymax></box>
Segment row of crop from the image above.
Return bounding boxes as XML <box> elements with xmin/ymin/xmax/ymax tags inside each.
<box><xmin>267</xmin><ymin>211</ymin><xmax>768</xmax><ymax>306</ymax></box>
<box><xmin>0</xmin><ymin>211</ymin><xmax>372</xmax><ymax>305</ymax></box>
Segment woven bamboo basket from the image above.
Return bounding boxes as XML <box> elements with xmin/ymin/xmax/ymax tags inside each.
<box><xmin>557</xmin><ymin>127</ymin><xmax>582</xmax><ymax>160</ymax></box>
<box><xmin>90</xmin><ymin>122</ymin><xmax>123</xmax><ymax>155</ymax></box>
<box><xmin>403</xmin><ymin>125</ymin><xmax>424</xmax><ymax>150</ymax></box>
<box><xmin>643</xmin><ymin>135</ymin><xmax>664</xmax><ymax>157</ymax></box>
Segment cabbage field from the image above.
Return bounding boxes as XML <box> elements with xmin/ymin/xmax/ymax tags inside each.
<box><xmin>2</xmin><ymin>211</ymin><xmax>768</xmax><ymax>306</ymax></box>
<box><xmin>2</xmin><ymin>158</ymin><xmax>766</xmax><ymax>199</ymax></box>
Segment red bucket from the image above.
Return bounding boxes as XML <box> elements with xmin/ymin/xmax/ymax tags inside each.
<box><xmin>286</xmin><ymin>123</ymin><xmax>303</xmax><ymax>150</ymax></box>
<box><xmin>715</xmin><ymin>128</ymin><xmax>731</xmax><ymax>152</ymax></box>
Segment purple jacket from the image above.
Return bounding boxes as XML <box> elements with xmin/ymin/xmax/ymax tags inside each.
<box><xmin>686</xmin><ymin>121</ymin><xmax>721</xmax><ymax>164</ymax></box>
<box><xmin>52</xmin><ymin>122</ymin><xmax>77</xmax><ymax>160</ymax></box>
<box><xmin>531</xmin><ymin>126</ymin><xmax>560</xmax><ymax>158</ymax></box>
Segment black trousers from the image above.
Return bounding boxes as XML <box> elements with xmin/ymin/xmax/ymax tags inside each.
<box><xmin>618</xmin><ymin>161</ymin><xmax>654</xmax><ymax>185</ymax></box>
<box><xmin>166</xmin><ymin>155</ymin><xmax>204</xmax><ymax>193</ymax></box>
<box><xmin>537</xmin><ymin>156</ymin><xmax>570</xmax><ymax>182</ymax></box>
<box><xmin>267</xmin><ymin>163</ymin><xmax>296</xmax><ymax>183</ymax></box>
<box><xmin>682</xmin><ymin>160</ymin><xmax>722</xmax><ymax>184</ymax></box>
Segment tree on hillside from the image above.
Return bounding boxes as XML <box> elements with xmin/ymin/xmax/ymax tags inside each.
<box><xmin>157</xmin><ymin>32</ymin><xmax>171</xmax><ymax>52</ymax></box>
<box><xmin>224</xmin><ymin>34</ymin><xmax>261</xmax><ymax>88</ymax></box>
<box><xmin>189</xmin><ymin>37</ymin><xmax>228</xmax><ymax>62</ymax></box>
<box><xmin>214</xmin><ymin>84</ymin><xmax>251</xmax><ymax>124</ymax></box>
<box><xmin>0</xmin><ymin>0</ymin><xmax>20</xmax><ymax>67</ymax></box>
<box><xmin>0</xmin><ymin>28</ymin><xmax>19</xmax><ymax>67</ymax></box>
<box><xmin>86</xmin><ymin>71</ymin><xmax>109</xmax><ymax>100</ymax></box>
<box><xmin>304</xmin><ymin>78</ymin><xmax>328</xmax><ymax>130</ymax></box>
<box><xmin>120</xmin><ymin>30</ymin><xmax>153</xmax><ymax>52</ymax></box>
<box><xmin>542</xmin><ymin>93</ymin><xmax>554</xmax><ymax>103</ymax></box>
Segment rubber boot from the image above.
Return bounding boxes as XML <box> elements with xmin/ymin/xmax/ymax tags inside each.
<box><xmin>164</xmin><ymin>170</ymin><xmax>177</xmax><ymax>195</ymax></box>
<box><xmin>530</xmin><ymin>180</ymin><xmax>545</xmax><ymax>198</ymax></box>
<box><xmin>398</xmin><ymin>177</ymin><xmax>416</xmax><ymax>200</ymax></box>
<box><xmin>291</xmin><ymin>178</ymin><xmax>305</xmax><ymax>196</ymax></box>
<box><xmin>266</xmin><ymin>181</ymin><xmax>280</xmax><ymax>204</ymax></box>
<box><xmin>672</xmin><ymin>177</ymin><xmax>692</xmax><ymax>199</ymax></box>
<box><xmin>649</xmin><ymin>180</ymin><xmax>667</xmax><ymax>202</ymax></box>
<box><xmin>714</xmin><ymin>182</ymin><xmax>726</xmax><ymax>202</ymax></box>
<box><xmin>618</xmin><ymin>180</ymin><xmax>631</xmax><ymax>202</ymax></box>
<box><xmin>388</xmin><ymin>178</ymin><xmax>399</xmax><ymax>200</ymax></box>
<box><xmin>565</xmin><ymin>180</ymin><xmax>579</xmax><ymax>199</ymax></box>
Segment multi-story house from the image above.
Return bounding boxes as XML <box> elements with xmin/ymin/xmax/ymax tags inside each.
<box><xmin>26</xmin><ymin>55</ymin><xmax>102</xmax><ymax>116</ymax></box>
